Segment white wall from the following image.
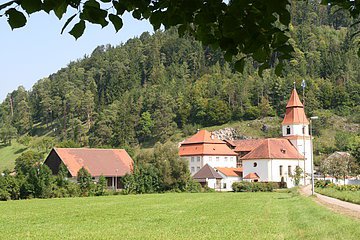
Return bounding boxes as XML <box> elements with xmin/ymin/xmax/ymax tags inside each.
<box><xmin>184</xmin><ymin>155</ymin><xmax>237</xmax><ymax>175</ymax></box>
<box><xmin>282</xmin><ymin>124</ymin><xmax>308</xmax><ymax>137</ymax></box>
<box><xmin>243</xmin><ymin>159</ymin><xmax>304</xmax><ymax>188</ymax></box>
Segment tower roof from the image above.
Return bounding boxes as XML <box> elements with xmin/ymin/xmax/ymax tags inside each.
<box><xmin>286</xmin><ymin>88</ymin><xmax>303</xmax><ymax>108</ymax></box>
<box><xmin>282</xmin><ymin>88</ymin><xmax>309</xmax><ymax>125</ymax></box>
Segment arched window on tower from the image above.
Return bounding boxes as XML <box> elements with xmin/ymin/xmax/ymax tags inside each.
<box><xmin>286</xmin><ymin>126</ymin><xmax>291</xmax><ymax>135</ymax></box>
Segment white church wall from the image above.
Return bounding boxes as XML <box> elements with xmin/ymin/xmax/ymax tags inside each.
<box><xmin>243</xmin><ymin>159</ymin><xmax>304</xmax><ymax>188</ymax></box>
<box><xmin>282</xmin><ymin>124</ymin><xmax>309</xmax><ymax>137</ymax></box>
<box><xmin>242</xmin><ymin>159</ymin><xmax>270</xmax><ymax>181</ymax></box>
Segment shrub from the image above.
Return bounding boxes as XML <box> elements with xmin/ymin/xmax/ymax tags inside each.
<box><xmin>232</xmin><ymin>182</ymin><xmax>279</xmax><ymax>192</ymax></box>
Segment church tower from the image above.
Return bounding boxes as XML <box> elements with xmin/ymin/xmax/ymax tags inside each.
<box><xmin>282</xmin><ymin>88</ymin><xmax>312</xmax><ymax>178</ymax></box>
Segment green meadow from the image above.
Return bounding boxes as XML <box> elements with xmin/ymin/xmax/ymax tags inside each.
<box><xmin>0</xmin><ymin>192</ymin><xmax>359</xmax><ymax>239</ymax></box>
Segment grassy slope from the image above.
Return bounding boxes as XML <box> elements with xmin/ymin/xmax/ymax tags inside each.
<box><xmin>0</xmin><ymin>192</ymin><xmax>359</xmax><ymax>239</ymax></box>
<box><xmin>0</xmin><ymin>141</ymin><xmax>27</xmax><ymax>171</ymax></box>
<box><xmin>316</xmin><ymin>188</ymin><xmax>360</xmax><ymax>205</ymax></box>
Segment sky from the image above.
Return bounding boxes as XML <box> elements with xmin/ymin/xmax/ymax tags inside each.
<box><xmin>0</xmin><ymin>11</ymin><xmax>153</xmax><ymax>101</ymax></box>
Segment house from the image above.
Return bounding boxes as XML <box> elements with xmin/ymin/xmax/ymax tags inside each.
<box><xmin>192</xmin><ymin>164</ymin><xmax>223</xmax><ymax>190</ymax></box>
<box><xmin>179</xmin><ymin>129</ymin><xmax>238</xmax><ymax>175</ymax></box>
<box><xmin>44</xmin><ymin>148</ymin><xmax>133</xmax><ymax>189</ymax></box>
<box><xmin>216</xmin><ymin>167</ymin><xmax>243</xmax><ymax>191</ymax></box>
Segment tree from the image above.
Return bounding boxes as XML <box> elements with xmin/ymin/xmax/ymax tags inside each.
<box><xmin>77</xmin><ymin>167</ymin><xmax>93</xmax><ymax>196</ymax></box>
<box><xmin>0</xmin><ymin>0</ymin><xmax>297</xmax><ymax>73</ymax></box>
<box><xmin>15</xmin><ymin>151</ymin><xmax>43</xmax><ymax>176</ymax></box>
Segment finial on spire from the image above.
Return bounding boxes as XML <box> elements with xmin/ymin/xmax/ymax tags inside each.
<box><xmin>293</xmin><ymin>81</ymin><xmax>296</xmax><ymax>89</ymax></box>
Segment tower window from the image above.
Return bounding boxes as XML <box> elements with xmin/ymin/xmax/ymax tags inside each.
<box><xmin>302</xmin><ymin>126</ymin><xmax>305</xmax><ymax>135</ymax></box>
<box><xmin>286</xmin><ymin>126</ymin><xmax>291</xmax><ymax>135</ymax></box>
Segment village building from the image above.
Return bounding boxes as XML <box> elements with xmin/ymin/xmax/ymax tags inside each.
<box><xmin>179</xmin><ymin>88</ymin><xmax>313</xmax><ymax>190</ymax></box>
<box><xmin>44</xmin><ymin>148</ymin><xmax>133</xmax><ymax>189</ymax></box>
<box><xmin>178</xmin><ymin>129</ymin><xmax>238</xmax><ymax>175</ymax></box>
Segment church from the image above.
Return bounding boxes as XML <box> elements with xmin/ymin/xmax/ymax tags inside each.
<box><xmin>179</xmin><ymin>88</ymin><xmax>312</xmax><ymax>189</ymax></box>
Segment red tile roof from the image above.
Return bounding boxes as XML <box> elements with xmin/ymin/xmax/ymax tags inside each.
<box><xmin>241</xmin><ymin>138</ymin><xmax>303</xmax><ymax>160</ymax></box>
<box><xmin>216</xmin><ymin>167</ymin><xmax>243</xmax><ymax>177</ymax></box>
<box><xmin>193</xmin><ymin>164</ymin><xmax>223</xmax><ymax>179</ymax></box>
<box><xmin>244</xmin><ymin>172</ymin><xmax>260</xmax><ymax>179</ymax></box>
<box><xmin>282</xmin><ymin>89</ymin><xmax>309</xmax><ymax>125</ymax></box>
<box><xmin>179</xmin><ymin>130</ymin><xmax>237</xmax><ymax>156</ymax></box>
<box><xmin>182</xmin><ymin>130</ymin><xmax>224</xmax><ymax>144</ymax></box>
<box><xmin>52</xmin><ymin>148</ymin><xmax>133</xmax><ymax>177</ymax></box>
<box><xmin>286</xmin><ymin>88</ymin><xmax>303</xmax><ymax>108</ymax></box>
<box><xmin>179</xmin><ymin>143</ymin><xmax>237</xmax><ymax>156</ymax></box>
<box><xmin>231</xmin><ymin>139</ymin><xmax>265</xmax><ymax>152</ymax></box>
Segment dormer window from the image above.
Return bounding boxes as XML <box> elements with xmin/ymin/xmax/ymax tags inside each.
<box><xmin>286</xmin><ymin>126</ymin><xmax>291</xmax><ymax>135</ymax></box>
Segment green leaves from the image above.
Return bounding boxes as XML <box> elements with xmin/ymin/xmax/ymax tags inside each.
<box><xmin>109</xmin><ymin>14</ymin><xmax>123</xmax><ymax>32</ymax></box>
<box><xmin>80</xmin><ymin>0</ymin><xmax>108</xmax><ymax>27</ymax></box>
<box><xmin>69</xmin><ymin>20</ymin><xmax>85</xmax><ymax>39</ymax></box>
<box><xmin>5</xmin><ymin>8</ymin><xmax>26</xmax><ymax>30</ymax></box>
<box><xmin>21</xmin><ymin>0</ymin><xmax>42</xmax><ymax>14</ymax></box>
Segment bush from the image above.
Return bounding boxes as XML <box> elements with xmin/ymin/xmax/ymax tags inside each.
<box><xmin>314</xmin><ymin>180</ymin><xmax>331</xmax><ymax>188</ymax></box>
<box><xmin>232</xmin><ymin>182</ymin><xmax>279</xmax><ymax>192</ymax></box>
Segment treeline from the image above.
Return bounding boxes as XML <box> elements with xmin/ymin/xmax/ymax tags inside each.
<box><xmin>0</xmin><ymin>1</ymin><xmax>359</xmax><ymax>150</ymax></box>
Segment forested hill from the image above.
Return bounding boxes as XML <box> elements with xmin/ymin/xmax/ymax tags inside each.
<box><xmin>0</xmin><ymin>1</ymin><xmax>359</xmax><ymax>156</ymax></box>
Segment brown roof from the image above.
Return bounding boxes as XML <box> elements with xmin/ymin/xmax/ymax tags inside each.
<box><xmin>282</xmin><ymin>89</ymin><xmax>309</xmax><ymax>125</ymax></box>
<box><xmin>286</xmin><ymin>88</ymin><xmax>303</xmax><ymax>108</ymax></box>
<box><xmin>52</xmin><ymin>148</ymin><xmax>133</xmax><ymax>177</ymax></box>
<box><xmin>179</xmin><ymin>130</ymin><xmax>237</xmax><ymax>156</ymax></box>
<box><xmin>179</xmin><ymin>143</ymin><xmax>237</xmax><ymax>156</ymax></box>
<box><xmin>216</xmin><ymin>167</ymin><xmax>243</xmax><ymax>177</ymax></box>
<box><xmin>241</xmin><ymin>138</ymin><xmax>303</xmax><ymax>160</ymax></box>
<box><xmin>231</xmin><ymin>139</ymin><xmax>265</xmax><ymax>152</ymax></box>
<box><xmin>244</xmin><ymin>172</ymin><xmax>260</xmax><ymax>179</ymax></box>
<box><xmin>193</xmin><ymin>164</ymin><xmax>223</xmax><ymax>179</ymax></box>
<box><xmin>182</xmin><ymin>130</ymin><xmax>224</xmax><ymax>145</ymax></box>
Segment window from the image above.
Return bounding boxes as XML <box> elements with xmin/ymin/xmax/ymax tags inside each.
<box><xmin>223</xmin><ymin>183</ymin><xmax>227</xmax><ymax>189</ymax></box>
<box><xmin>253</xmin><ymin>162</ymin><xmax>257</xmax><ymax>167</ymax></box>
<box><xmin>288</xmin><ymin>166</ymin><xmax>292</xmax><ymax>175</ymax></box>
<box><xmin>191</xmin><ymin>167</ymin><xmax>195</xmax><ymax>173</ymax></box>
<box><xmin>286</xmin><ymin>126</ymin><xmax>291</xmax><ymax>135</ymax></box>
<box><xmin>280</xmin><ymin>165</ymin><xmax>283</xmax><ymax>176</ymax></box>
<box><xmin>191</xmin><ymin>157</ymin><xmax>194</xmax><ymax>163</ymax></box>
<box><xmin>197</xmin><ymin>156</ymin><xmax>200</xmax><ymax>162</ymax></box>
<box><xmin>302</xmin><ymin>126</ymin><xmax>305</xmax><ymax>135</ymax></box>
<box><xmin>225</xmin><ymin>157</ymin><xmax>228</xmax><ymax>161</ymax></box>
<box><xmin>216</xmin><ymin>157</ymin><xmax>220</xmax><ymax>162</ymax></box>
<box><xmin>197</xmin><ymin>166</ymin><xmax>200</xmax><ymax>171</ymax></box>
<box><xmin>209</xmin><ymin>157</ymin><xmax>212</xmax><ymax>162</ymax></box>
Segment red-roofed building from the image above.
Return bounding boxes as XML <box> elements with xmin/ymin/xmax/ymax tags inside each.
<box><xmin>179</xmin><ymin>130</ymin><xmax>237</xmax><ymax>176</ymax></box>
<box><xmin>44</xmin><ymin>148</ymin><xmax>133</xmax><ymax>189</ymax></box>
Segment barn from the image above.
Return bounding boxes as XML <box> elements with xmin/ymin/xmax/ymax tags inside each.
<box><xmin>44</xmin><ymin>148</ymin><xmax>133</xmax><ymax>189</ymax></box>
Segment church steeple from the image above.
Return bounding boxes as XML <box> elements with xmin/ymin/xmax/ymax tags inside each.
<box><xmin>282</xmin><ymin>88</ymin><xmax>309</xmax><ymax>125</ymax></box>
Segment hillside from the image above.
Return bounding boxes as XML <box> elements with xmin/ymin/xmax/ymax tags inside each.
<box><xmin>0</xmin><ymin>1</ymin><xmax>359</xmax><ymax>170</ymax></box>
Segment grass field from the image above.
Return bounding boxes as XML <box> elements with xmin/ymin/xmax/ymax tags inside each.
<box><xmin>0</xmin><ymin>141</ymin><xmax>27</xmax><ymax>171</ymax></box>
<box><xmin>316</xmin><ymin>187</ymin><xmax>360</xmax><ymax>205</ymax></box>
<box><xmin>0</xmin><ymin>192</ymin><xmax>359</xmax><ymax>239</ymax></box>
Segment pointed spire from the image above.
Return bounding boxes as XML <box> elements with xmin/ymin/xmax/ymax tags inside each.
<box><xmin>282</xmin><ymin>88</ymin><xmax>309</xmax><ymax>125</ymax></box>
<box><xmin>286</xmin><ymin>88</ymin><xmax>303</xmax><ymax>108</ymax></box>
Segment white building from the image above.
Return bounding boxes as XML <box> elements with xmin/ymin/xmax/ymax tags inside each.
<box><xmin>241</xmin><ymin>138</ymin><xmax>304</xmax><ymax>188</ymax></box>
<box><xmin>179</xmin><ymin>129</ymin><xmax>238</xmax><ymax>175</ymax></box>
